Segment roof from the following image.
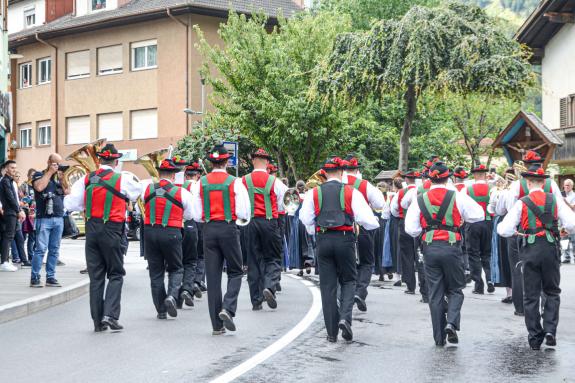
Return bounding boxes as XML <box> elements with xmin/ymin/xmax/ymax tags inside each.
<box><xmin>374</xmin><ymin>169</ymin><xmax>400</xmax><ymax>181</ymax></box>
<box><xmin>9</xmin><ymin>0</ymin><xmax>301</xmax><ymax>48</ymax></box>
<box><xmin>515</xmin><ymin>0</ymin><xmax>575</xmax><ymax>64</ymax></box>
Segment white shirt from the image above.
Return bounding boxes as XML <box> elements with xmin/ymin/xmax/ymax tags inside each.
<box><xmin>497</xmin><ymin>187</ymin><xmax>575</xmax><ymax>237</ymax></box>
<box><xmin>299</xmin><ymin>179</ymin><xmax>380</xmax><ymax>235</ymax></box>
<box><xmin>64</xmin><ymin>165</ymin><xmax>142</xmax><ymax>213</ymax></box>
<box><xmin>390</xmin><ymin>184</ymin><xmax>416</xmax><ymax>218</ymax></box>
<box><xmin>343</xmin><ymin>172</ymin><xmax>387</xmax><ymax>215</ymax></box>
<box><xmin>497</xmin><ymin>178</ymin><xmax>564</xmax><ymax>216</ymax></box>
<box><xmin>190</xmin><ymin>169</ymin><xmax>251</xmax><ymax>223</ymax></box>
<box><xmin>564</xmin><ymin>190</ymin><xmax>575</xmax><ymax>207</ymax></box>
<box><xmin>139</xmin><ymin>178</ymin><xmax>194</xmax><ymax>221</ymax></box>
<box><xmin>12</xmin><ymin>180</ymin><xmax>20</xmax><ymax>207</ymax></box>
<box><xmin>404</xmin><ymin>184</ymin><xmax>485</xmax><ymax>238</ymax></box>
<box><xmin>250</xmin><ymin>168</ymin><xmax>289</xmax><ymax>213</ymax></box>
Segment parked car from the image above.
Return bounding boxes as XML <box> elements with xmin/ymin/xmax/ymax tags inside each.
<box><xmin>127</xmin><ymin>210</ymin><xmax>141</xmax><ymax>241</ymax></box>
<box><xmin>70</xmin><ymin>211</ymin><xmax>85</xmax><ymax>238</ymax></box>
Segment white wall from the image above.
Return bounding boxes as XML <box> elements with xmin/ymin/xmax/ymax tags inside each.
<box><xmin>8</xmin><ymin>0</ymin><xmax>45</xmax><ymax>34</ymax></box>
<box><xmin>541</xmin><ymin>23</ymin><xmax>575</xmax><ymax>131</ymax></box>
<box><xmin>75</xmin><ymin>0</ymin><xmax>118</xmax><ymax>17</ymax></box>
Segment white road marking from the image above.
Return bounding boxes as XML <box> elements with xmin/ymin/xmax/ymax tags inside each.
<box><xmin>210</xmin><ymin>274</ymin><xmax>322</xmax><ymax>383</ymax></box>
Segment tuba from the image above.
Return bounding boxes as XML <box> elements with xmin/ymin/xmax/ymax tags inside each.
<box><xmin>305</xmin><ymin>170</ymin><xmax>325</xmax><ymax>189</ymax></box>
<box><xmin>63</xmin><ymin>138</ymin><xmax>107</xmax><ymax>188</ymax></box>
<box><xmin>134</xmin><ymin>148</ymin><xmax>170</xmax><ymax>215</ymax></box>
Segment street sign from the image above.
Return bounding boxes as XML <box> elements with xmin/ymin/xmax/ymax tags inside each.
<box><xmin>223</xmin><ymin>141</ymin><xmax>238</xmax><ymax>167</ymax></box>
<box><xmin>118</xmin><ymin>149</ymin><xmax>137</xmax><ymax>161</ymax></box>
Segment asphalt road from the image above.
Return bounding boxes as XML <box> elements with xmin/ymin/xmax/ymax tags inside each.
<box><xmin>1</xmin><ymin>241</ymin><xmax>574</xmax><ymax>383</ymax></box>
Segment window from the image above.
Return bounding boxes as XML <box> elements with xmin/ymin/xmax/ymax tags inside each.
<box><xmin>66</xmin><ymin>50</ymin><xmax>90</xmax><ymax>79</ymax></box>
<box><xmin>19</xmin><ymin>124</ymin><xmax>32</xmax><ymax>148</ymax></box>
<box><xmin>37</xmin><ymin>57</ymin><xmax>51</xmax><ymax>84</ymax></box>
<box><xmin>24</xmin><ymin>7</ymin><xmax>35</xmax><ymax>28</ymax></box>
<box><xmin>131</xmin><ymin>109</ymin><xmax>157</xmax><ymax>139</ymax></box>
<box><xmin>92</xmin><ymin>0</ymin><xmax>106</xmax><ymax>11</ymax></box>
<box><xmin>19</xmin><ymin>62</ymin><xmax>32</xmax><ymax>88</ymax></box>
<box><xmin>66</xmin><ymin>116</ymin><xmax>90</xmax><ymax>144</ymax></box>
<box><xmin>98</xmin><ymin>113</ymin><xmax>123</xmax><ymax>141</ymax></box>
<box><xmin>97</xmin><ymin>45</ymin><xmax>122</xmax><ymax>75</ymax></box>
<box><xmin>38</xmin><ymin>121</ymin><xmax>51</xmax><ymax>146</ymax></box>
<box><xmin>131</xmin><ymin>40</ymin><xmax>157</xmax><ymax>71</ymax></box>
<box><xmin>560</xmin><ymin>96</ymin><xmax>575</xmax><ymax>128</ymax></box>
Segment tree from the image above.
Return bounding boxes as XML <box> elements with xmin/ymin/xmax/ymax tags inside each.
<box><xmin>195</xmin><ymin>11</ymin><xmax>351</xmax><ymax>180</ymax></box>
<box><xmin>315</xmin><ymin>2</ymin><xmax>533</xmax><ymax>170</ymax></box>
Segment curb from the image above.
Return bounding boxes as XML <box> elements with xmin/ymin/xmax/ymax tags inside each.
<box><xmin>0</xmin><ymin>278</ymin><xmax>90</xmax><ymax>324</ymax></box>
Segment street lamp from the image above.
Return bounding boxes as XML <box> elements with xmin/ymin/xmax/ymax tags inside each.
<box><xmin>183</xmin><ymin>108</ymin><xmax>203</xmax><ymax>115</ymax></box>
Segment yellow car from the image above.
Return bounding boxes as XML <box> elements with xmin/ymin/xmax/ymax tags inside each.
<box><xmin>70</xmin><ymin>212</ymin><xmax>86</xmax><ymax>238</ymax></box>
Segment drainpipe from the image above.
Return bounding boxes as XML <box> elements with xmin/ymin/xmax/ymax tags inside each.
<box><xmin>166</xmin><ymin>7</ymin><xmax>190</xmax><ymax>136</ymax></box>
<box><xmin>35</xmin><ymin>33</ymin><xmax>58</xmax><ymax>151</ymax></box>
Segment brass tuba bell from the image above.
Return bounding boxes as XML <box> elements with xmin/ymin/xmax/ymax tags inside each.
<box><xmin>63</xmin><ymin>138</ymin><xmax>107</xmax><ymax>188</ymax></box>
<box><xmin>135</xmin><ymin>148</ymin><xmax>170</xmax><ymax>181</ymax></box>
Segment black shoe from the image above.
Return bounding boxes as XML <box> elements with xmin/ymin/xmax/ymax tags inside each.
<box><xmin>297</xmin><ymin>270</ymin><xmax>304</xmax><ymax>277</ymax></box>
<box><xmin>198</xmin><ymin>282</ymin><xmax>207</xmax><ymax>292</ymax></box>
<box><xmin>180</xmin><ymin>290</ymin><xmax>194</xmax><ymax>307</ymax></box>
<box><xmin>192</xmin><ymin>285</ymin><xmax>203</xmax><ymax>299</ymax></box>
<box><xmin>436</xmin><ymin>340</ymin><xmax>446</xmax><ymax>347</ymax></box>
<box><xmin>12</xmin><ymin>259</ymin><xmax>21</xmax><ymax>264</ymax></box>
<box><xmin>472</xmin><ymin>289</ymin><xmax>484</xmax><ymax>295</ymax></box>
<box><xmin>164</xmin><ymin>296</ymin><xmax>178</xmax><ymax>318</ymax></box>
<box><xmin>212</xmin><ymin>327</ymin><xmax>226</xmax><ymax>336</ymax></box>
<box><xmin>445</xmin><ymin>323</ymin><xmax>459</xmax><ymax>344</ymax></box>
<box><xmin>562</xmin><ymin>258</ymin><xmax>571</xmax><ymax>264</ymax></box>
<box><xmin>530</xmin><ymin>343</ymin><xmax>541</xmax><ymax>351</ymax></box>
<box><xmin>338</xmin><ymin>320</ymin><xmax>353</xmax><ymax>341</ymax></box>
<box><xmin>157</xmin><ymin>312</ymin><xmax>167</xmax><ymax>320</ymax></box>
<box><xmin>252</xmin><ymin>303</ymin><xmax>263</xmax><ymax>311</ymax></box>
<box><xmin>80</xmin><ymin>268</ymin><xmax>89</xmax><ymax>274</ymax></box>
<box><xmin>263</xmin><ymin>288</ymin><xmax>278</xmax><ymax>309</ymax></box>
<box><xmin>420</xmin><ymin>298</ymin><xmax>429</xmax><ymax>303</ymax></box>
<box><xmin>45</xmin><ymin>278</ymin><xmax>62</xmax><ymax>287</ymax></box>
<box><xmin>487</xmin><ymin>283</ymin><xmax>495</xmax><ymax>293</ymax></box>
<box><xmin>276</xmin><ymin>283</ymin><xmax>282</xmax><ymax>292</ymax></box>
<box><xmin>326</xmin><ymin>335</ymin><xmax>337</xmax><ymax>343</ymax></box>
<box><xmin>57</xmin><ymin>260</ymin><xmax>66</xmax><ymax>266</ymax></box>
<box><xmin>30</xmin><ymin>278</ymin><xmax>43</xmax><ymax>288</ymax></box>
<box><xmin>387</xmin><ymin>273</ymin><xmax>393</xmax><ymax>280</ymax></box>
<box><xmin>218</xmin><ymin>310</ymin><xmax>236</xmax><ymax>332</ymax></box>
<box><xmin>354</xmin><ymin>295</ymin><xmax>367</xmax><ymax>312</ymax></box>
<box><xmin>393</xmin><ymin>280</ymin><xmax>402</xmax><ymax>287</ymax></box>
<box><xmin>514</xmin><ymin>311</ymin><xmax>525</xmax><ymax>317</ymax></box>
<box><xmin>21</xmin><ymin>261</ymin><xmax>32</xmax><ymax>267</ymax></box>
<box><xmin>404</xmin><ymin>290</ymin><xmax>415</xmax><ymax>295</ymax></box>
<box><xmin>545</xmin><ymin>333</ymin><xmax>556</xmax><ymax>347</ymax></box>
<box><xmin>101</xmin><ymin>316</ymin><xmax>123</xmax><ymax>331</ymax></box>
<box><xmin>94</xmin><ymin>321</ymin><xmax>109</xmax><ymax>332</ymax></box>
<box><xmin>378</xmin><ymin>274</ymin><xmax>384</xmax><ymax>282</ymax></box>
<box><xmin>501</xmin><ymin>296</ymin><xmax>513</xmax><ymax>304</ymax></box>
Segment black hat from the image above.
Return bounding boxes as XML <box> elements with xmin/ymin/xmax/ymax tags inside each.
<box><xmin>401</xmin><ymin>169</ymin><xmax>421</xmax><ymax>179</ymax></box>
<box><xmin>96</xmin><ymin>143</ymin><xmax>123</xmax><ymax>160</ymax></box>
<box><xmin>156</xmin><ymin>159</ymin><xmax>181</xmax><ymax>173</ymax></box>
<box><xmin>523</xmin><ymin>150</ymin><xmax>544</xmax><ymax>164</ymax></box>
<box><xmin>321</xmin><ymin>156</ymin><xmax>346</xmax><ymax>171</ymax></box>
<box><xmin>428</xmin><ymin>162</ymin><xmax>452</xmax><ymax>180</ymax></box>
<box><xmin>185</xmin><ymin>162</ymin><xmax>202</xmax><ymax>175</ymax></box>
<box><xmin>424</xmin><ymin>155</ymin><xmax>441</xmax><ymax>169</ymax></box>
<box><xmin>207</xmin><ymin>145</ymin><xmax>231</xmax><ymax>163</ymax></box>
<box><xmin>171</xmin><ymin>155</ymin><xmax>189</xmax><ymax>167</ymax></box>
<box><xmin>470</xmin><ymin>163</ymin><xmax>488</xmax><ymax>173</ymax></box>
<box><xmin>252</xmin><ymin>148</ymin><xmax>272</xmax><ymax>160</ymax></box>
<box><xmin>344</xmin><ymin>154</ymin><xmax>361</xmax><ymax>170</ymax></box>
<box><xmin>521</xmin><ymin>164</ymin><xmax>550</xmax><ymax>179</ymax></box>
<box><xmin>453</xmin><ymin>166</ymin><xmax>468</xmax><ymax>179</ymax></box>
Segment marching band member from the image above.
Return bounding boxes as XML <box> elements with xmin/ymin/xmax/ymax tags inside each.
<box><xmin>453</xmin><ymin>167</ymin><xmax>469</xmax><ymax>192</ymax></box>
<box><xmin>497</xmin><ymin>165</ymin><xmax>575</xmax><ymax>350</ymax></box>
<box><xmin>300</xmin><ymin>156</ymin><xmax>379</xmax><ymax>342</ymax></box>
<box><xmin>142</xmin><ymin>159</ymin><xmax>193</xmax><ymax>320</ymax></box>
<box><xmin>191</xmin><ymin>145</ymin><xmax>251</xmax><ymax>335</ymax></box>
<box><xmin>343</xmin><ymin>155</ymin><xmax>387</xmax><ymax>311</ymax></box>
<box><xmin>243</xmin><ymin>149</ymin><xmax>288</xmax><ymax>310</ymax></box>
<box><xmin>64</xmin><ymin>144</ymin><xmax>142</xmax><ymax>331</ymax></box>
<box><xmin>405</xmin><ymin>162</ymin><xmax>484</xmax><ymax>346</ymax></box>
<box><xmin>268</xmin><ymin>163</ymin><xmax>287</xmax><ymax>291</ymax></box>
<box><xmin>453</xmin><ymin>166</ymin><xmax>471</xmax><ymax>282</ymax></box>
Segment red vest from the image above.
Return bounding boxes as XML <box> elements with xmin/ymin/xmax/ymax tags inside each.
<box><xmin>468</xmin><ymin>183</ymin><xmax>490</xmax><ymax>215</ymax></box>
<box><xmin>423</xmin><ymin>179</ymin><xmax>432</xmax><ymax>190</ymax></box>
<box><xmin>346</xmin><ymin>175</ymin><xmax>368</xmax><ymax>203</ymax></box>
<box><xmin>420</xmin><ymin>188</ymin><xmax>462</xmax><ymax>242</ymax></box>
<box><xmin>242</xmin><ymin>171</ymin><xmax>278</xmax><ymax>219</ymax></box>
<box><xmin>313</xmin><ymin>184</ymin><xmax>354</xmax><ymax>231</ymax></box>
<box><xmin>397</xmin><ymin>185</ymin><xmax>416</xmax><ymax>219</ymax></box>
<box><xmin>520</xmin><ymin>190</ymin><xmax>558</xmax><ymax>238</ymax></box>
<box><xmin>84</xmin><ymin>168</ymin><xmax>126</xmax><ymax>223</ymax></box>
<box><xmin>200</xmin><ymin>172</ymin><xmax>237</xmax><ymax>222</ymax></box>
<box><xmin>454</xmin><ymin>183</ymin><xmax>466</xmax><ymax>192</ymax></box>
<box><xmin>144</xmin><ymin>180</ymin><xmax>184</xmax><ymax>228</ymax></box>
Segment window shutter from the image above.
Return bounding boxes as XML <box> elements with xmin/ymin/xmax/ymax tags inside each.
<box><xmin>560</xmin><ymin>97</ymin><xmax>568</xmax><ymax>128</ymax></box>
<box><xmin>131</xmin><ymin>109</ymin><xmax>158</xmax><ymax>139</ymax></box>
<box><xmin>67</xmin><ymin>116</ymin><xmax>90</xmax><ymax>144</ymax></box>
<box><xmin>98</xmin><ymin>113</ymin><xmax>123</xmax><ymax>141</ymax></box>
<box><xmin>98</xmin><ymin>45</ymin><xmax>122</xmax><ymax>74</ymax></box>
<box><xmin>67</xmin><ymin>51</ymin><xmax>90</xmax><ymax>78</ymax></box>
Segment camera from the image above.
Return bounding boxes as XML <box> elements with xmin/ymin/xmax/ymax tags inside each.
<box><xmin>42</xmin><ymin>192</ymin><xmax>55</xmax><ymax>215</ymax></box>
<box><xmin>58</xmin><ymin>165</ymin><xmax>70</xmax><ymax>172</ymax></box>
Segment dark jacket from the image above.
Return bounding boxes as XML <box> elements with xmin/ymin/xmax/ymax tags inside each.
<box><xmin>0</xmin><ymin>175</ymin><xmax>21</xmax><ymax>216</ymax></box>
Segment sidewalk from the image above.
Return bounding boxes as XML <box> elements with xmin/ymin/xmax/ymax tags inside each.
<box><xmin>0</xmin><ymin>238</ymin><xmax>89</xmax><ymax>323</ymax></box>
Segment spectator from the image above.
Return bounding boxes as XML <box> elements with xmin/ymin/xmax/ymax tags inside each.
<box><xmin>20</xmin><ymin>169</ymin><xmax>36</xmax><ymax>262</ymax></box>
<box><xmin>30</xmin><ymin>154</ymin><xmax>70</xmax><ymax>287</ymax></box>
<box><xmin>10</xmin><ymin>172</ymin><xmax>31</xmax><ymax>266</ymax></box>
<box><xmin>0</xmin><ymin>161</ymin><xmax>26</xmax><ymax>272</ymax></box>
<box><xmin>563</xmin><ymin>179</ymin><xmax>575</xmax><ymax>264</ymax></box>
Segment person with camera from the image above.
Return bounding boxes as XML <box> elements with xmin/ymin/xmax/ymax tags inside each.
<box><xmin>0</xmin><ymin>161</ymin><xmax>26</xmax><ymax>272</ymax></box>
<box><xmin>29</xmin><ymin>154</ymin><xmax>70</xmax><ymax>287</ymax></box>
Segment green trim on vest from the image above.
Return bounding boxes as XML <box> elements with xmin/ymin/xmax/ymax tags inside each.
<box><xmin>149</xmin><ymin>184</ymin><xmax>157</xmax><ymax>224</ymax></box>
<box><xmin>467</xmin><ymin>184</ymin><xmax>492</xmax><ymax>221</ymax></box>
<box><xmin>85</xmin><ymin>172</ymin><xmax>122</xmax><ymax>223</ymax></box>
<box><xmin>245</xmin><ymin>173</ymin><xmax>275</xmax><ymax>219</ymax></box>
<box><xmin>353</xmin><ymin>178</ymin><xmax>362</xmax><ymax>190</ymax></box>
<box><xmin>201</xmin><ymin>175</ymin><xmax>235</xmax><ymax>222</ymax></box>
<box><xmin>183</xmin><ymin>180</ymin><xmax>192</xmax><ymax>190</ymax></box>
<box><xmin>525</xmin><ymin>196</ymin><xmax>556</xmax><ymax>244</ymax></box>
<box><xmin>161</xmin><ymin>185</ymin><xmax>179</xmax><ymax>227</ymax></box>
<box><xmin>520</xmin><ymin>178</ymin><xmax>552</xmax><ymax>197</ymax></box>
<box><xmin>421</xmin><ymin>191</ymin><xmax>457</xmax><ymax>245</ymax></box>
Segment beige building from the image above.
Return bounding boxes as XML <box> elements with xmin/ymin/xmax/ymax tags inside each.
<box><xmin>8</xmin><ymin>0</ymin><xmax>300</xmax><ymax>178</ymax></box>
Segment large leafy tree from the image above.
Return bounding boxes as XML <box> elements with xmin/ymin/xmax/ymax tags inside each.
<box><xmin>315</xmin><ymin>2</ymin><xmax>533</xmax><ymax>171</ymax></box>
<box><xmin>195</xmin><ymin>11</ymin><xmax>351</xmax><ymax>180</ymax></box>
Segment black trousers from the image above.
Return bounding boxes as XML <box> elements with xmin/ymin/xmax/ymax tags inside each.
<box><xmin>1</xmin><ymin>214</ymin><xmax>17</xmax><ymax>264</ymax></box>
<box><xmin>277</xmin><ymin>214</ymin><xmax>287</xmax><ymax>272</ymax></box>
<box><xmin>195</xmin><ymin>223</ymin><xmax>205</xmax><ymax>284</ymax></box>
<box><xmin>388</xmin><ymin>216</ymin><xmax>400</xmax><ymax>273</ymax></box>
<box><xmin>460</xmin><ymin>223</ymin><xmax>469</xmax><ymax>271</ymax></box>
<box><xmin>521</xmin><ymin>237</ymin><xmax>561</xmax><ymax>347</ymax></box>
<box><xmin>203</xmin><ymin>221</ymin><xmax>244</xmax><ymax>330</ymax></box>
<box><xmin>356</xmin><ymin>227</ymin><xmax>376</xmax><ymax>300</ymax></box>
<box><xmin>181</xmin><ymin>220</ymin><xmax>199</xmax><ymax>294</ymax></box>
<box><xmin>508</xmin><ymin>236</ymin><xmax>524</xmax><ymax>313</ymax></box>
<box><xmin>374</xmin><ymin>216</ymin><xmax>385</xmax><ymax>274</ymax></box>
<box><xmin>144</xmin><ymin>226</ymin><xmax>183</xmax><ymax>314</ymax></box>
<box><xmin>466</xmin><ymin>220</ymin><xmax>493</xmax><ymax>292</ymax></box>
<box><xmin>415</xmin><ymin>237</ymin><xmax>428</xmax><ymax>299</ymax></box>
<box><xmin>498</xmin><ymin>235</ymin><xmax>511</xmax><ymax>288</ymax></box>
<box><xmin>317</xmin><ymin>231</ymin><xmax>357</xmax><ymax>338</ymax></box>
<box><xmin>399</xmin><ymin>220</ymin><xmax>417</xmax><ymax>291</ymax></box>
<box><xmin>85</xmin><ymin>219</ymin><xmax>126</xmax><ymax>321</ymax></box>
<box><xmin>246</xmin><ymin>218</ymin><xmax>283</xmax><ymax>305</ymax></box>
<box><xmin>423</xmin><ymin>242</ymin><xmax>465</xmax><ymax>345</ymax></box>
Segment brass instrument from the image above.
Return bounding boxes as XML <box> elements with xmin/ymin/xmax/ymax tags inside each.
<box><xmin>63</xmin><ymin>138</ymin><xmax>107</xmax><ymax>188</ymax></box>
<box><xmin>512</xmin><ymin>160</ymin><xmax>527</xmax><ymax>179</ymax></box>
<box><xmin>283</xmin><ymin>188</ymin><xmax>301</xmax><ymax>215</ymax></box>
<box><xmin>305</xmin><ymin>170</ymin><xmax>325</xmax><ymax>189</ymax></box>
<box><xmin>134</xmin><ymin>148</ymin><xmax>170</xmax><ymax>215</ymax></box>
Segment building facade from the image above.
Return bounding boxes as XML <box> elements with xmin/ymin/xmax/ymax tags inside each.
<box><xmin>8</xmin><ymin>0</ymin><xmax>300</xmax><ymax>177</ymax></box>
